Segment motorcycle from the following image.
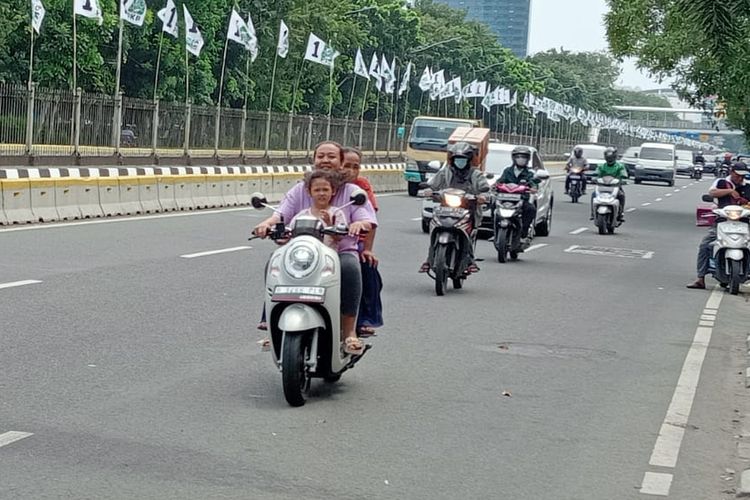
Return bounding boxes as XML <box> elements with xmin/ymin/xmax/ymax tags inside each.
<box><xmin>492</xmin><ymin>182</ymin><xmax>533</xmax><ymax>262</ymax></box>
<box><xmin>567</xmin><ymin>166</ymin><xmax>586</xmax><ymax>203</ymax></box>
<box><xmin>592</xmin><ymin>176</ymin><xmax>625</xmax><ymax>235</ymax></box>
<box><xmin>716</xmin><ymin>164</ymin><xmax>731</xmax><ymax>178</ymax></box>
<box><xmin>702</xmin><ymin>195</ymin><xmax>750</xmax><ymax>295</ymax></box>
<box><xmin>421</xmin><ymin>187</ymin><xmax>479</xmax><ymax>296</ymax></box>
<box><xmin>692</xmin><ymin>163</ymin><xmax>704</xmax><ymax>180</ymax></box>
<box><xmin>249</xmin><ymin>190</ymin><xmax>371</xmax><ymax>407</ymax></box>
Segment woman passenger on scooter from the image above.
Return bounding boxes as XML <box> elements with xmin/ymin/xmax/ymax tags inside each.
<box><xmin>254</xmin><ymin>141</ymin><xmax>378</xmax><ymax>355</ymax></box>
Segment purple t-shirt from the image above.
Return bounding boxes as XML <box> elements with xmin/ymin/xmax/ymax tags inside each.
<box><xmin>278</xmin><ymin>182</ymin><xmax>378</xmax><ymax>255</ymax></box>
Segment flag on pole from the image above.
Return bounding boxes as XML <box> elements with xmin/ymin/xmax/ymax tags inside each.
<box><xmin>354</xmin><ymin>49</ymin><xmax>369</xmax><ymax>79</ymax></box>
<box><xmin>369</xmin><ymin>53</ymin><xmax>382</xmax><ymax>91</ymax></box>
<box><xmin>453</xmin><ymin>76</ymin><xmax>462</xmax><ymax>103</ymax></box>
<box><xmin>277</xmin><ymin>20</ymin><xmax>289</xmax><ymax>58</ymax></box>
<box><xmin>399</xmin><ymin>62</ymin><xmax>412</xmax><ymax>96</ymax></box>
<box><xmin>157</xmin><ymin>0</ymin><xmax>178</xmax><ymax>37</ymax></box>
<box><xmin>304</xmin><ymin>33</ymin><xmax>339</xmax><ymax>68</ymax></box>
<box><xmin>183</xmin><ymin>5</ymin><xmax>204</xmax><ymax>57</ymax></box>
<box><xmin>508</xmin><ymin>91</ymin><xmax>517</xmax><ymax>107</ymax></box>
<box><xmin>121</xmin><ymin>0</ymin><xmax>147</xmax><ymax>27</ymax></box>
<box><xmin>481</xmin><ymin>91</ymin><xmax>492</xmax><ymax>112</ymax></box>
<box><xmin>430</xmin><ymin>69</ymin><xmax>445</xmax><ymax>101</ymax></box>
<box><xmin>245</xmin><ymin>14</ymin><xmax>259</xmax><ymax>62</ymax></box>
<box><xmin>228</xmin><ymin>10</ymin><xmax>251</xmax><ymax>47</ymax></box>
<box><xmin>75</xmin><ymin>0</ymin><xmax>103</xmax><ymax>25</ymax></box>
<box><xmin>418</xmin><ymin>66</ymin><xmax>432</xmax><ymax>92</ymax></box>
<box><xmin>31</xmin><ymin>0</ymin><xmax>45</xmax><ymax>34</ymax></box>
<box><xmin>385</xmin><ymin>57</ymin><xmax>397</xmax><ymax>94</ymax></box>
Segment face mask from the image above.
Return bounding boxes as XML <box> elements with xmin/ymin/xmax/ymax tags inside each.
<box><xmin>453</xmin><ymin>157</ymin><xmax>469</xmax><ymax>170</ymax></box>
<box><xmin>515</xmin><ymin>157</ymin><xmax>529</xmax><ymax>168</ymax></box>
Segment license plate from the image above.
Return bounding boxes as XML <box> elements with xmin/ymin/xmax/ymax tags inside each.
<box><xmin>497</xmin><ymin>193</ymin><xmax>522</xmax><ymax>201</ymax></box>
<box><xmin>723</xmin><ymin>222</ymin><xmax>749</xmax><ymax>234</ymax></box>
<box><xmin>569</xmin><ymin>175</ymin><xmax>581</xmax><ymax>180</ymax></box>
<box><xmin>272</xmin><ymin>286</ymin><xmax>325</xmax><ymax>303</ymax></box>
<box><xmin>435</xmin><ymin>207</ymin><xmax>463</xmax><ymax>217</ymax></box>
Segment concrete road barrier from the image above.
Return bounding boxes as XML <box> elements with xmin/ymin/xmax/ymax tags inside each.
<box><xmin>0</xmin><ymin>163</ymin><xmax>406</xmax><ymax>225</ymax></box>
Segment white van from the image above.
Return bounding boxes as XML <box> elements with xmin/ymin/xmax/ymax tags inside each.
<box><xmin>634</xmin><ymin>142</ymin><xmax>676</xmax><ymax>186</ymax></box>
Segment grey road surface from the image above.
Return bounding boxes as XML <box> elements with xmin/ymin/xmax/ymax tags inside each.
<box><xmin>0</xmin><ymin>174</ymin><xmax>748</xmax><ymax>499</ymax></box>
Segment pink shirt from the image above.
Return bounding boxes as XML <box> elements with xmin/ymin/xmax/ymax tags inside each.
<box><xmin>278</xmin><ymin>182</ymin><xmax>378</xmax><ymax>255</ymax></box>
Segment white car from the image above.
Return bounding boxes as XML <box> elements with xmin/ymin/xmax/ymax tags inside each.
<box><xmin>420</xmin><ymin>142</ymin><xmax>554</xmax><ymax>237</ymax></box>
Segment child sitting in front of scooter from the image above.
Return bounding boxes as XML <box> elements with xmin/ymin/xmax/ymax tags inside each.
<box><xmin>290</xmin><ymin>169</ymin><xmax>345</xmax><ymax>249</ymax></box>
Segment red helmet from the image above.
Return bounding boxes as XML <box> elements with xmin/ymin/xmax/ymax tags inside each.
<box><xmin>725</xmin><ymin>153</ymin><xmax>732</xmax><ymax>159</ymax></box>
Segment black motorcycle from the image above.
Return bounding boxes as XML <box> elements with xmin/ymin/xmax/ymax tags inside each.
<box><xmin>492</xmin><ymin>182</ymin><xmax>533</xmax><ymax>262</ymax></box>
<box><xmin>567</xmin><ymin>166</ymin><xmax>586</xmax><ymax>203</ymax></box>
<box><xmin>423</xmin><ymin>188</ymin><xmax>478</xmax><ymax>296</ymax></box>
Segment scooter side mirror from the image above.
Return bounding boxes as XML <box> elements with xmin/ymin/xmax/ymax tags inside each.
<box><xmin>701</xmin><ymin>194</ymin><xmax>714</xmax><ymax>203</ymax></box>
<box><xmin>428</xmin><ymin>160</ymin><xmax>442</xmax><ymax>170</ymax></box>
<box><xmin>350</xmin><ymin>188</ymin><xmax>368</xmax><ymax>206</ymax></box>
<box><xmin>251</xmin><ymin>192</ymin><xmax>268</xmax><ymax>209</ymax></box>
<box><xmin>485</xmin><ymin>173</ymin><xmax>495</xmax><ymax>180</ymax></box>
<box><xmin>534</xmin><ymin>169</ymin><xmax>550</xmax><ymax>181</ymax></box>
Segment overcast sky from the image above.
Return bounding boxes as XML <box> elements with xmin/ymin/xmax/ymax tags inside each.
<box><xmin>527</xmin><ymin>0</ymin><xmax>673</xmax><ymax>90</ymax></box>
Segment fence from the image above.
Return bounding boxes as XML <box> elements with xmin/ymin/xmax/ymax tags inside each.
<box><xmin>0</xmin><ymin>83</ymin><xmax>640</xmax><ymax>164</ymax></box>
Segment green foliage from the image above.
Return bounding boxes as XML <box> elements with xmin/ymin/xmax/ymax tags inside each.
<box><xmin>605</xmin><ymin>0</ymin><xmax>750</xmax><ymax>140</ymax></box>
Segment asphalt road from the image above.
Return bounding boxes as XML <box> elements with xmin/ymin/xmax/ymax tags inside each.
<box><xmin>1</xmin><ymin>174</ymin><xmax>749</xmax><ymax>499</ymax></box>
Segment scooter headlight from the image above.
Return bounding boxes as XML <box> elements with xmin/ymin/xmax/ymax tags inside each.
<box><xmin>284</xmin><ymin>243</ymin><xmax>319</xmax><ymax>279</ymax></box>
<box><xmin>444</xmin><ymin>193</ymin><xmax>462</xmax><ymax>208</ymax></box>
<box><xmin>725</xmin><ymin>208</ymin><xmax>742</xmax><ymax>221</ymax></box>
<box><xmin>498</xmin><ymin>208</ymin><xmax>516</xmax><ymax>218</ymax></box>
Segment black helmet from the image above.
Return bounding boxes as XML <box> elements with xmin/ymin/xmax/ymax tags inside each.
<box><xmin>604</xmin><ymin>146</ymin><xmax>617</xmax><ymax>164</ymax></box>
<box><xmin>448</xmin><ymin>141</ymin><xmax>476</xmax><ymax>170</ymax></box>
<box><xmin>573</xmin><ymin>146</ymin><xmax>583</xmax><ymax>158</ymax></box>
<box><xmin>511</xmin><ymin>145</ymin><xmax>532</xmax><ymax>168</ymax></box>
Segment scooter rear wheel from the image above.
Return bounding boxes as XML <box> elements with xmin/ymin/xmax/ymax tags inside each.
<box><xmin>282</xmin><ymin>332</ymin><xmax>310</xmax><ymax>407</ymax></box>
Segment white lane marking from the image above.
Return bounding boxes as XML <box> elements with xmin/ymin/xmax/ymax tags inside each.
<box><xmin>564</xmin><ymin>245</ymin><xmax>580</xmax><ymax>253</ymax></box>
<box><xmin>700</xmin><ymin>315</ymin><xmax>715</xmax><ymax>321</ymax></box>
<box><xmin>642</xmin><ymin>202</ymin><xmax>651</xmax><ymax>206</ymax></box>
<box><xmin>0</xmin><ymin>207</ymin><xmax>257</xmax><ymax>233</ymax></box>
<box><xmin>655</xmin><ymin>198</ymin><xmax>663</xmax><ymax>202</ymax></box>
<box><xmin>0</xmin><ymin>431</ymin><xmax>33</xmax><ymax>448</ymax></box>
<box><xmin>699</xmin><ymin>320</ymin><xmax>714</xmax><ymax>327</ymax></box>
<box><xmin>647</xmin><ymin>287</ymin><xmax>723</xmax><ymax>469</ymax></box>
<box><xmin>180</xmin><ymin>246</ymin><xmax>252</xmax><ymax>259</ymax></box>
<box><xmin>702</xmin><ymin>310</ymin><xmax>716</xmax><ymax>317</ymax></box>
<box><xmin>705</xmin><ymin>289</ymin><xmax>723</xmax><ymax>310</ymax></box>
<box><xmin>674</xmin><ymin>189</ymin><xmax>681</xmax><ymax>193</ymax></box>
<box><xmin>377</xmin><ymin>192</ymin><xmax>406</xmax><ymax>198</ymax></box>
<box><xmin>682</xmin><ymin>186</ymin><xmax>688</xmax><ymax>190</ymax></box>
<box><xmin>626</xmin><ymin>208</ymin><xmax>637</xmax><ymax>213</ymax></box>
<box><xmin>569</xmin><ymin>227</ymin><xmax>588</xmax><ymax>235</ymax></box>
<box><xmin>410</xmin><ymin>217</ymin><xmax>422</xmax><ymax>221</ymax></box>
<box><xmin>525</xmin><ymin>243</ymin><xmax>548</xmax><ymax>252</ymax></box>
<box><xmin>665</xmin><ymin>194</ymin><xmax>672</xmax><ymax>197</ymax></box>
<box><xmin>0</xmin><ymin>280</ymin><xmax>42</xmax><ymax>290</ymax></box>
<box><xmin>640</xmin><ymin>472</ymin><xmax>673</xmax><ymax>496</ymax></box>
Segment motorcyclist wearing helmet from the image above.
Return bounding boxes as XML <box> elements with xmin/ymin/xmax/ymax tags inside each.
<box><xmin>694</xmin><ymin>150</ymin><xmax>706</xmax><ymax>165</ymax></box>
<box><xmin>497</xmin><ymin>146</ymin><xmax>539</xmax><ymax>242</ymax></box>
<box><xmin>590</xmin><ymin>146</ymin><xmax>628</xmax><ymax>222</ymax></box>
<box><xmin>565</xmin><ymin>146</ymin><xmax>589</xmax><ymax>194</ymax></box>
<box><xmin>418</xmin><ymin>141</ymin><xmax>490</xmax><ymax>274</ymax></box>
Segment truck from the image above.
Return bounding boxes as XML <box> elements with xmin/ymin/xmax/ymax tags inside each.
<box><xmin>404</xmin><ymin>116</ymin><xmax>482</xmax><ymax>196</ymax></box>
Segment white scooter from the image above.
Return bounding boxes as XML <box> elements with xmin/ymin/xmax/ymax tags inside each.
<box><xmin>703</xmin><ymin>195</ymin><xmax>750</xmax><ymax>295</ymax></box>
<box><xmin>592</xmin><ymin>175</ymin><xmax>625</xmax><ymax>235</ymax></box>
<box><xmin>249</xmin><ymin>190</ymin><xmax>370</xmax><ymax>407</ymax></box>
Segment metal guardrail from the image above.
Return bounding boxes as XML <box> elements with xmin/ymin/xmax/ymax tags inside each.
<box><xmin>0</xmin><ymin>83</ymin><xmax>640</xmax><ymax>164</ymax></box>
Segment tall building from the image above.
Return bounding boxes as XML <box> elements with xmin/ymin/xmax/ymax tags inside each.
<box><xmin>436</xmin><ymin>0</ymin><xmax>531</xmax><ymax>58</ymax></box>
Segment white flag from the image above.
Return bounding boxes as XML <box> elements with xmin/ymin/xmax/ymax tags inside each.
<box><xmin>157</xmin><ymin>0</ymin><xmax>178</xmax><ymax>38</ymax></box>
<box><xmin>354</xmin><ymin>49</ymin><xmax>369</xmax><ymax>80</ymax></box>
<box><xmin>369</xmin><ymin>53</ymin><xmax>382</xmax><ymax>91</ymax></box>
<box><xmin>508</xmin><ymin>91</ymin><xmax>517</xmax><ymax>108</ymax></box>
<box><xmin>183</xmin><ymin>5</ymin><xmax>204</xmax><ymax>57</ymax></box>
<box><xmin>385</xmin><ymin>57</ymin><xmax>397</xmax><ymax>94</ymax></box>
<box><xmin>31</xmin><ymin>0</ymin><xmax>45</xmax><ymax>34</ymax></box>
<box><xmin>75</xmin><ymin>0</ymin><xmax>103</xmax><ymax>25</ymax></box>
<box><xmin>430</xmin><ymin>69</ymin><xmax>445</xmax><ymax>101</ymax></box>
<box><xmin>277</xmin><ymin>20</ymin><xmax>289</xmax><ymax>58</ymax></box>
<box><xmin>418</xmin><ymin>66</ymin><xmax>432</xmax><ymax>92</ymax></box>
<box><xmin>246</xmin><ymin>15</ymin><xmax>259</xmax><ymax>61</ymax></box>
<box><xmin>453</xmin><ymin>76</ymin><xmax>462</xmax><ymax>103</ymax></box>
<box><xmin>121</xmin><ymin>0</ymin><xmax>147</xmax><ymax>27</ymax></box>
<box><xmin>228</xmin><ymin>10</ymin><xmax>251</xmax><ymax>48</ymax></box>
<box><xmin>399</xmin><ymin>62</ymin><xmax>412</xmax><ymax>96</ymax></box>
<box><xmin>481</xmin><ymin>91</ymin><xmax>492</xmax><ymax>112</ymax></box>
<box><xmin>304</xmin><ymin>33</ymin><xmax>339</xmax><ymax>68</ymax></box>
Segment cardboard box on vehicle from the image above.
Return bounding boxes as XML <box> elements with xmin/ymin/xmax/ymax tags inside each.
<box><xmin>448</xmin><ymin>127</ymin><xmax>490</xmax><ymax>171</ymax></box>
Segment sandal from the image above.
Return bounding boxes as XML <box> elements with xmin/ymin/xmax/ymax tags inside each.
<box><xmin>257</xmin><ymin>321</ymin><xmax>268</xmax><ymax>331</ymax></box>
<box><xmin>257</xmin><ymin>338</ymin><xmax>271</xmax><ymax>351</ymax></box>
<box><xmin>357</xmin><ymin>326</ymin><xmax>377</xmax><ymax>338</ymax></box>
<box><xmin>466</xmin><ymin>263</ymin><xmax>480</xmax><ymax>274</ymax></box>
<box><xmin>418</xmin><ymin>262</ymin><xmax>430</xmax><ymax>273</ymax></box>
<box><xmin>343</xmin><ymin>337</ymin><xmax>365</xmax><ymax>355</ymax></box>
<box><xmin>686</xmin><ymin>280</ymin><xmax>706</xmax><ymax>290</ymax></box>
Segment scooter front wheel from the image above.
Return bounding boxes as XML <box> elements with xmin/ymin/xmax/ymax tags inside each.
<box><xmin>729</xmin><ymin>259</ymin><xmax>742</xmax><ymax>295</ymax></box>
<box><xmin>495</xmin><ymin>228</ymin><xmax>509</xmax><ymax>263</ymax></box>
<box><xmin>595</xmin><ymin>214</ymin><xmax>607</xmax><ymax>235</ymax></box>
<box><xmin>282</xmin><ymin>332</ymin><xmax>310</xmax><ymax>407</ymax></box>
<box><xmin>434</xmin><ymin>244</ymin><xmax>450</xmax><ymax>296</ymax></box>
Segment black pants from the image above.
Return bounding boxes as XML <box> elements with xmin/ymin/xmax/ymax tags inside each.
<box><xmin>521</xmin><ymin>201</ymin><xmax>536</xmax><ymax>237</ymax></box>
<box><xmin>565</xmin><ymin>175</ymin><xmax>586</xmax><ymax>193</ymax></box>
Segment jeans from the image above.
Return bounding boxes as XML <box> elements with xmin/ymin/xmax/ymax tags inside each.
<box><xmin>696</xmin><ymin>228</ymin><xmax>717</xmax><ymax>278</ymax></box>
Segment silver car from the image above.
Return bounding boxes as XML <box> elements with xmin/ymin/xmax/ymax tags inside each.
<box><xmin>420</xmin><ymin>142</ymin><xmax>554</xmax><ymax>237</ymax></box>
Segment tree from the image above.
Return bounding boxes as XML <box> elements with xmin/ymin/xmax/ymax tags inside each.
<box><xmin>605</xmin><ymin>0</ymin><xmax>750</xmax><ymax>140</ymax></box>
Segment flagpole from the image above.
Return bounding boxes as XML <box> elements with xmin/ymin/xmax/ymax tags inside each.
<box><xmin>240</xmin><ymin>50</ymin><xmax>251</xmax><ymax>157</ymax></box>
<box><xmin>264</xmin><ymin>51</ymin><xmax>279</xmax><ymax>156</ymax></box>
<box><xmin>28</xmin><ymin>25</ymin><xmax>35</xmax><ymax>91</ymax></box>
<box><xmin>113</xmin><ymin>16</ymin><xmax>124</xmax><ymax>149</ymax></box>
<box><xmin>72</xmin><ymin>4</ymin><xmax>77</xmax><ymax>93</ymax></box>
<box><xmin>326</xmin><ymin>65</ymin><xmax>335</xmax><ymax>140</ymax></box>
<box><xmin>214</xmin><ymin>36</ymin><xmax>230</xmax><ymax>156</ymax></box>
<box><xmin>343</xmin><ymin>77</ymin><xmax>357</xmax><ymax>145</ymax></box>
<box><xmin>153</xmin><ymin>32</ymin><xmax>164</xmax><ymax>102</ymax></box>
<box><xmin>358</xmin><ymin>77</ymin><xmax>369</xmax><ymax>150</ymax></box>
<box><xmin>372</xmin><ymin>91</ymin><xmax>380</xmax><ymax>156</ymax></box>
<box><xmin>400</xmin><ymin>76</ymin><xmax>411</xmax><ymax>155</ymax></box>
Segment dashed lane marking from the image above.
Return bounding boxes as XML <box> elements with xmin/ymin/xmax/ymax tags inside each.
<box><xmin>640</xmin><ymin>287</ymin><xmax>724</xmax><ymax>496</ymax></box>
<box><xmin>0</xmin><ymin>280</ymin><xmax>42</xmax><ymax>290</ymax></box>
<box><xmin>564</xmin><ymin>245</ymin><xmax>654</xmax><ymax>260</ymax></box>
<box><xmin>642</xmin><ymin>202</ymin><xmax>651</xmax><ymax>207</ymax></box>
<box><xmin>525</xmin><ymin>243</ymin><xmax>548</xmax><ymax>252</ymax></box>
<box><xmin>569</xmin><ymin>227</ymin><xmax>588</xmax><ymax>235</ymax></box>
<box><xmin>626</xmin><ymin>208</ymin><xmax>637</xmax><ymax>213</ymax></box>
<box><xmin>665</xmin><ymin>194</ymin><xmax>672</xmax><ymax>197</ymax></box>
<box><xmin>410</xmin><ymin>217</ymin><xmax>422</xmax><ymax>221</ymax></box>
<box><xmin>0</xmin><ymin>431</ymin><xmax>33</xmax><ymax>449</ymax></box>
<box><xmin>655</xmin><ymin>198</ymin><xmax>663</xmax><ymax>202</ymax></box>
<box><xmin>180</xmin><ymin>246</ymin><xmax>252</xmax><ymax>259</ymax></box>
